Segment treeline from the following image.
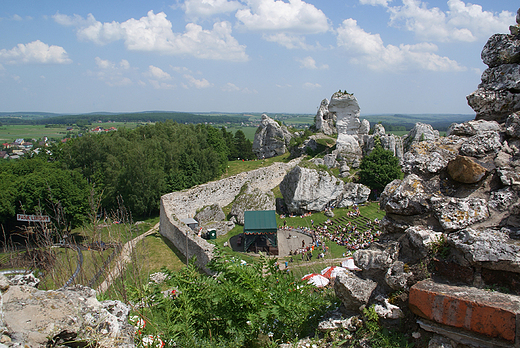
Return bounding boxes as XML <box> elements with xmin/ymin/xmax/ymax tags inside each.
<box><xmin>364</xmin><ymin>114</ymin><xmax>474</xmax><ymax>132</ymax></box>
<box><xmin>0</xmin><ymin>112</ymin><xmax>250</xmax><ymax>126</ymax></box>
<box><xmin>0</xmin><ymin>121</ymin><xmax>255</xmax><ymax>227</ymax></box>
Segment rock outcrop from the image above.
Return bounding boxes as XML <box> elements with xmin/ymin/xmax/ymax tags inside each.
<box><xmin>312</xmin><ymin>92</ymin><xmax>403</xmax><ymax>162</ymax></box>
<box><xmin>379</xmin><ymin>15</ymin><xmax>520</xmax><ymax>298</ymax></box>
<box><xmin>314</xmin><ymin>98</ymin><xmax>336</xmax><ymax>135</ymax></box>
<box><xmin>326</xmin><ymin>15</ymin><xmax>520</xmax><ymax>348</ymax></box>
<box><xmin>279</xmin><ymin>165</ymin><xmax>370</xmax><ymax>213</ymax></box>
<box><xmin>361</xmin><ymin>123</ymin><xmax>404</xmax><ymax>159</ymax></box>
<box><xmin>230</xmin><ymin>183</ymin><xmax>276</xmax><ymax>225</ymax></box>
<box><xmin>0</xmin><ymin>274</ymin><xmax>134</xmax><ymax>348</ymax></box>
<box><xmin>329</xmin><ymin>92</ymin><xmax>364</xmax><ymax>158</ymax></box>
<box><xmin>467</xmin><ymin>21</ymin><xmax>520</xmax><ymax>122</ymax></box>
<box><xmin>194</xmin><ymin>203</ymin><xmax>225</xmax><ymax>224</ymax></box>
<box><xmin>402</xmin><ymin>122</ymin><xmax>439</xmax><ymax>153</ymax></box>
<box><xmin>252</xmin><ymin>114</ymin><xmax>293</xmax><ymax>159</ymax></box>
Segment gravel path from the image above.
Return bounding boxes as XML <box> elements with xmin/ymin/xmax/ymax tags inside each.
<box><xmin>96</xmin><ymin>222</ymin><xmax>160</xmax><ymax>293</ymax></box>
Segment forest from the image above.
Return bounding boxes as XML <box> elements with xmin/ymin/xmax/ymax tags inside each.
<box><xmin>0</xmin><ymin>111</ymin><xmax>251</xmax><ymax>126</ymax></box>
<box><xmin>0</xmin><ymin>121</ymin><xmax>255</xmax><ymax>229</ymax></box>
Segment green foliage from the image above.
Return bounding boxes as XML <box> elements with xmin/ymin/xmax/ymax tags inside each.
<box><xmin>0</xmin><ymin>158</ymin><xmax>90</xmax><ymax>227</ymax></box>
<box><xmin>345</xmin><ymin>305</ymin><xmax>413</xmax><ymax>348</ymax></box>
<box><xmin>130</xmin><ymin>253</ymin><xmax>337</xmax><ymax>347</ymax></box>
<box><xmin>428</xmin><ymin>234</ymin><xmax>449</xmax><ymax>259</ymax></box>
<box><xmin>58</xmin><ymin>121</ymin><xmax>233</xmax><ymax>216</ymax></box>
<box><xmin>357</xmin><ymin>140</ymin><xmax>403</xmax><ymax>193</ymax></box>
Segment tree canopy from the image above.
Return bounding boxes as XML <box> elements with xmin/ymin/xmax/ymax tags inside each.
<box><xmin>0</xmin><ymin>158</ymin><xmax>90</xmax><ymax>228</ymax></box>
<box><xmin>0</xmin><ymin>121</ymin><xmax>257</xmax><ymax>227</ymax></box>
<box><xmin>357</xmin><ymin>138</ymin><xmax>403</xmax><ymax>193</ymax></box>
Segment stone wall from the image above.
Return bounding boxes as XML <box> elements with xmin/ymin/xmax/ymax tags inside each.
<box><xmin>160</xmin><ymin>202</ymin><xmax>215</xmax><ymax>274</ymax></box>
<box><xmin>159</xmin><ymin>158</ymin><xmax>301</xmax><ymax>273</ymax></box>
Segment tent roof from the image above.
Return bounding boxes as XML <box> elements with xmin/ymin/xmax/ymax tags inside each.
<box><xmin>243</xmin><ymin>210</ymin><xmax>277</xmax><ymax>234</ymax></box>
<box><xmin>181</xmin><ymin>218</ymin><xmax>198</xmax><ymax>225</ymax></box>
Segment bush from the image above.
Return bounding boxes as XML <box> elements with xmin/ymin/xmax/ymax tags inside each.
<box><xmin>129</xmin><ymin>252</ymin><xmax>338</xmax><ymax>347</ymax></box>
<box><xmin>358</xmin><ymin>139</ymin><xmax>403</xmax><ymax>193</ymax></box>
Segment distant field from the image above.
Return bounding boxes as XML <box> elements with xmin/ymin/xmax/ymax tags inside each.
<box><xmin>0</xmin><ymin>125</ymin><xmax>71</xmax><ymax>143</ymax></box>
<box><xmin>223</xmin><ymin>126</ymin><xmax>257</xmax><ymax>141</ymax></box>
<box><xmin>0</xmin><ymin>122</ymin><xmax>143</xmax><ymax>143</ymax></box>
<box><xmin>0</xmin><ymin>112</ymin><xmax>472</xmax><ymax>143</ymax></box>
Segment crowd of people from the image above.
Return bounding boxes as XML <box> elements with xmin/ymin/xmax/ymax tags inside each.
<box><xmin>279</xmin><ymin>206</ymin><xmax>383</xmax><ymax>256</ymax></box>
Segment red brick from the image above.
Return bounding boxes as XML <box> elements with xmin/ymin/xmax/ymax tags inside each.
<box><xmin>409</xmin><ymin>280</ymin><xmax>520</xmax><ymax>342</ymax></box>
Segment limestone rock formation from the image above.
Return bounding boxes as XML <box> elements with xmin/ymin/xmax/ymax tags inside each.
<box><xmin>311</xmin><ymin>93</ymin><xmax>403</xmax><ymax>162</ymax></box>
<box><xmin>334</xmin><ymin>272</ymin><xmax>377</xmax><ymax>312</ymax></box>
<box><xmin>194</xmin><ymin>203</ymin><xmax>225</xmax><ymax>224</ymax></box>
<box><xmin>314</xmin><ymin>98</ymin><xmax>336</xmax><ymax>135</ymax></box>
<box><xmin>252</xmin><ymin>114</ymin><xmax>293</xmax><ymax>159</ymax></box>
<box><xmin>362</xmin><ymin>124</ymin><xmax>404</xmax><ymax>159</ymax></box>
<box><xmin>402</xmin><ymin>123</ymin><xmax>439</xmax><ymax>153</ymax></box>
<box><xmin>446</xmin><ymin>155</ymin><xmax>488</xmax><ymax>184</ymax></box>
<box><xmin>339</xmin><ymin>183</ymin><xmax>371</xmax><ymax>208</ymax></box>
<box><xmin>378</xmin><ymin>15</ymin><xmax>520</xmax><ymax>297</ymax></box>
<box><xmin>446</xmin><ymin>119</ymin><xmax>500</xmax><ymax>136</ymax></box>
<box><xmin>230</xmin><ymin>183</ymin><xmax>276</xmax><ymax>225</ymax></box>
<box><xmin>467</xmin><ymin>27</ymin><xmax>520</xmax><ymax>122</ymax></box>
<box><xmin>279</xmin><ymin>165</ymin><xmax>369</xmax><ymax>213</ymax></box>
<box><xmin>2</xmin><ymin>284</ymin><xmax>134</xmax><ymax>347</ymax></box>
<box><xmin>329</xmin><ymin>92</ymin><xmax>363</xmax><ymax>158</ymax></box>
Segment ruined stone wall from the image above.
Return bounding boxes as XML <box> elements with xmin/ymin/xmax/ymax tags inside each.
<box><xmin>159</xmin><ymin>158</ymin><xmax>301</xmax><ymax>273</ymax></box>
<box><xmin>160</xmin><ymin>202</ymin><xmax>215</xmax><ymax>274</ymax></box>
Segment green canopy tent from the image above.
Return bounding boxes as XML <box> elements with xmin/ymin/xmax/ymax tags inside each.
<box><xmin>243</xmin><ymin>210</ymin><xmax>278</xmax><ymax>255</ymax></box>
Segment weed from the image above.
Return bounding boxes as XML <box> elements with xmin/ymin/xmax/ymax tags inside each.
<box><xmin>428</xmin><ymin>234</ymin><xmax>449</xmax><ymax>259</ymax></box>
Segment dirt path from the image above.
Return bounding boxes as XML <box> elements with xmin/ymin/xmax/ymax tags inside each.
<box><xmin>96</xmin><ymin>222</ymin><xmax>160</xmax><ymax>294</ymax></box>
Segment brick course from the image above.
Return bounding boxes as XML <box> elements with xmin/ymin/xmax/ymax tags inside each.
<box><xmin>409</xmin><ymin>280</ymin><xmax>520</xmax><ymax>342</ymax></box>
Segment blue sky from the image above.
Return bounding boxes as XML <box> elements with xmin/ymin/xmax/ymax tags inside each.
<box><xmin>0</xmin><ymin>0</ymin><xmax>517</xmax><ymax>115</ymax></box>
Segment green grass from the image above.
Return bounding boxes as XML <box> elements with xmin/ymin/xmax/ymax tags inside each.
<box><xmin>141</xmin><ymin>231</ymin><xmax>185</xmax><ymax>275</ymax></box>
<box><xmin>222</xmin><ymin>126</ymin><xmax>257</xmax><ymax>141</ymax></box>
<box><xmin>209</xmin><ymin>202</ymin><xmax>385</xmax><ymax>280</ymax></box>
<box><xmin>221</xmin><ymin>152</ymin><xmax>291</xmax><ymax>178</ymax></box>
<box><xmin>0</xmin><ymin>125</ymin><xmax>73</xmax><ymax>143</ymax></box>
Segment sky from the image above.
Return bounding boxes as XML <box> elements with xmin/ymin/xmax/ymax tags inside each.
<box><xmin>0</xmin><ymin>0</ymin><xmax>517</xmax><ymax>115</ymax></box>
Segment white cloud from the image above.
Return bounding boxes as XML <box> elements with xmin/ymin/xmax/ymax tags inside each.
<box><xmin>54</xmin><ymin>11</ymin><xmax>248</xmax><ymax>62</ymax></box>
<box><xmin>172</xmin><ymin>66</ymin><xmax>191</xmax><ymax>73</ymax></box>
<box><xmin>297</xmin><ymin>56</ymin><xmax>328</xmax><ymax>69</ymax></box>
<box><xmin>150</xmin><ymin>80</ymin><xmax>176</xmax><ymax>89</ymax></box>
<box><xmin>263</xmin><ymin>33</ymin><xmax>313</xmax><ymax>49</ymax></box>
<box><xmin>221</xmin><ymin>82</ymin><xmax>256</xmax><ymax>93</ymax></box>
<box><xmin>183</xmin><ymin>0</ymin><xmax>244</xmax><ymax>18</ymax></box>
<box><xmin>359</xmin><ymin>0</ymin><xmax>391</xmax><ymax>6</ymax></box>
<box><xmin>336</xmin><ymin>18</ymin><xmax>465</xmax><ymax>72</ymax></box>
<box><xmin>388</xmin><ymin>0</ymin><xmax>515</xmax><ymax>42</ymax></box>
<box><xmin>12</xmin><ymin>14</ymin><xmax>22</xmax><ymax>21</ymax></box>
<box><xmin>222</xmin><ymin>82</ymin><xmax>241</xmax><ymax>91</ymax></box>
<box><xmin>0</xmin><ymin>40</ymin><xmax>72</xmax><ymax>64</ymax></box>
<box><xmin>147</xmin><ymin>65</ymin><xmax>172</xmax><ymax>80</ymax></box>
<box><xmin>183</xmin><ymin>74</ymin><xmax>212</xmax><ymax>88</ymax></box>
<box><xmin>95</xmin><ymin>57</ymin><xmax>115</xmax><ymax>69</ymax></box>
<box><xmin>303</xmin><ymin>82</ymin><xmax>321</xmax><ymax>89</ymax></box>
<box><xmin>120</xmin><ymin>59</ymin><xmax>130</xmax><ymax>69</ymax></box>
<box><xmin>92</xmin><ymin>57</ymin><xmax>133</xmax><ymax>86</ymax></box>
<box><xmin>236</xmin><ymin>0</ymin><xmax>329</xmax><ymax>34</ymax></box>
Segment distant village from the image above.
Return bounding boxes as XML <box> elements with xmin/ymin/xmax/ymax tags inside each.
<box><xmin>0</xmin><ymin>125</ymin><xmax>118</xmax><ymax>160</ymax></box>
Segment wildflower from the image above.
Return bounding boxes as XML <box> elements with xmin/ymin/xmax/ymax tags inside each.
<box><xmin>142</xmin><ymin>335</ymin><xmax>165</xmax><ymax>348</ymax></box>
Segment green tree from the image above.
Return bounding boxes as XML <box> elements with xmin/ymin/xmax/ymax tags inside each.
<box><xmin>221</xmin><ymin>126</ymin><xmax>238</xmax><ymax>160</ymax></box>
<box><xmin>358</xmin><ymin>139</ymin><xmax>403</xmax><ymax>193</ymax></box>
<box><xmin>0</xmin><ymin>158</ymin><xmax>91</xmax><ymax>228</ymax></box>
<box><xmin>234</xmin><ymin>129</ymin><xmax>255</xmax><ymax>160</ymax></box>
